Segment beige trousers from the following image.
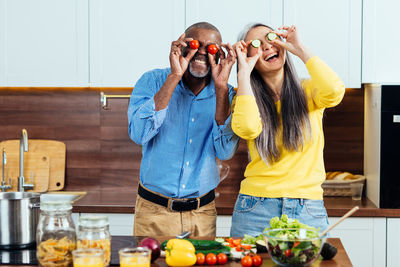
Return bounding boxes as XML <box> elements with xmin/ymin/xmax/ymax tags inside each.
<box><xmin>133</xmin><ymin>195</ymin><xmax>217</xmax><ymax>237</ymax></box>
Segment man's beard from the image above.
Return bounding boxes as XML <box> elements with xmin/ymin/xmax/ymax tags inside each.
<box><xmin>188</xmin><ymin>62</ymin><xmax>210</xmax><ymax>78</ymax></box>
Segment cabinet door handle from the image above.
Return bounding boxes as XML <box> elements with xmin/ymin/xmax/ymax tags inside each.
<box><xmin>100</xmin><ymin>92</ymin><xmax>131</xmax><ymax>109</ymax></box>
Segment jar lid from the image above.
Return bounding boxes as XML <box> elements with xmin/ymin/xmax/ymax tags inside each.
<box><xmin>40</xmin><ymin>200</ymin><xmax>72</xmax><ymax>211</ymax></box>
<box><xmin>79</xmin><ymin>215</ymin><xmax>109</xmax><ymax>227</ymax></box>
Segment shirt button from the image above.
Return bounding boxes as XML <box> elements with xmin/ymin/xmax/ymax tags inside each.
<box><xmin>189</xmin><ymin>139</ymin><xmax>192</xmax><ymax>144</ymax></box>
<box><xmin>191</xmin><ymin>118</ymin><xmax>195</xmax><ymax>122</ymax></box>
<box><xmin>182</xmin><ymin>184</ymin><xmax>186</xmax><ymax>189</ymax></box>
<box><xmin>186</xmin><ymin>161</ymin><xmax>190</xmax><ymax>166</ymax></box>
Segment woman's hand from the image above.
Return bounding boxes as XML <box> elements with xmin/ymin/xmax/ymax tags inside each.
<box><xmin>234</xmin><ymin>40</ymin><xmax>262</xmax><ymax>76</ymax></box>
<box><xmin>169</xmin><ymin>33</ymin><xmax>197</xmax><ymax>77</ymax></box>
<box><xmin>233</xmin><ymin>40</ymin><xmax>262</xmax><ymax>96</ymax></box>
<box><xmin>270</xmin><ymin>25</ymin><xmax>314</xmax><ymax>63</ymax></box>
<box><xmin>209</xmin><ymin>43</ymin><xmax>236</xmax><ymax>90</ymax></box>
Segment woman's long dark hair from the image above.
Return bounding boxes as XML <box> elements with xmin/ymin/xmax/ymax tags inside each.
<box><xmin>238</xmin><ymin>23</ymin><xmax>311</xmax><ymax>164</ymax></box>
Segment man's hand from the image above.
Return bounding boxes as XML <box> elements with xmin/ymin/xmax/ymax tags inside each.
<box><xmin>209</xmin><ymin>43</ymin><xmax>236</xmax><ymax>91</ymax></box>
<box><xmin>211</xmin><ymin>43</ymin><xmax>236</xmax><ymax>125</ymax></box>
<box><xmin>170</xmin><ymin>33</ymin><xmax>198</xmax><ymax>77</ymax></box>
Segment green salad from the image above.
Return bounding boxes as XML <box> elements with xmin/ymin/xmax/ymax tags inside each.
<box><xmin>263</xmin><ymin>215</ymin><xmax>324</xmax><ymax>266</ymax></box>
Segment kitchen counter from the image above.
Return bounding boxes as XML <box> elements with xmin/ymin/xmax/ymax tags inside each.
<box><xmin>0</xmin><ymin>237</ymin><xmax>351</xmax><ymax>267</ymax></box>
<box><xmin>71</xmin><ymin>190</ymin><xmax>400</xmax><ymax>217</ymax></box>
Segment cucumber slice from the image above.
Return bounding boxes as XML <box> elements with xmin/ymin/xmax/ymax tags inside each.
<box><xmin>251</xmin><ymin>39</ymin><xmax>261</xmax><ymax>48</ymax></box>
<box><xmin>266</xmin><ymin>32</ymin><xmax>277</xmax><ymax>41</ymax></box>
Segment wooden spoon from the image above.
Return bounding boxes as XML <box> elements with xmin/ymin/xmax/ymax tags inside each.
<box><xmin>320</xmin><ymin>206</ymin><xmax>359</xmax><ymax>237</ymax></box>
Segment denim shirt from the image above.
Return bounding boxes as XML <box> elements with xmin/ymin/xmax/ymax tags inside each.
<box><xmin>127</xmin><ymin>68</ymin><xmax>239</xmax><ymax>198</ymax></box>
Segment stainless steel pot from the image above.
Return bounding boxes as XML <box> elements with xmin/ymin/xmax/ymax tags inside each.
<box><xmin>0</xmin><ymin>192</ymin><xmax>40</xmax><ymax>249</ymax></box>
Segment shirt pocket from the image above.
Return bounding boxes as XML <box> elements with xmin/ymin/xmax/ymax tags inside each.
<box><xmin>304</xmin><ymin>199</ymin><xmax>327</xmax><ymax>219</ymax></box>
<box><xmin>233</xmin><ymin>194</ymin><xmax>261</xmax><ymax>213</ymax></box>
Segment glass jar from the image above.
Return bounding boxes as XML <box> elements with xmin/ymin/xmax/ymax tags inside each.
<box><xmin>77</xmin><ymin>215</ymin><xmax>111</xmax><ymax>266</ymax></box>
<box><xmin>36</xmin><ymin>201</ymin><xmax>76</xmax><ymax>267</ymax></box>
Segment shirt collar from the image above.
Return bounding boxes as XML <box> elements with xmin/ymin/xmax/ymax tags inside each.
<box><xmin>178</xmin><ymin>76</ymin><xmax>215</xmax><ymax>100</ymax></box>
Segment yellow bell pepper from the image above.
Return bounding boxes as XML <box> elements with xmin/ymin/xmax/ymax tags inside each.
<box><xmin>165</xmin><ymin>239</ymin><xmax>196</xmax><ymax>266</ymax></box>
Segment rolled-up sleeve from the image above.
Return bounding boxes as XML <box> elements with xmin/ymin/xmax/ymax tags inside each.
<box><xmin>305</xmin><ymin>56</ymin><xmax>345</xmax><ymax>108</ymax></box>
<box><xmin>127</xmin><ymin>71</ymin><xmax>167</xmax><ymax>145</ymax></box>
<box><xmin>232</xmin><ymin>95</ymin><xmax>263</xmax><ymax>140</ymax></box>
<box><xmin>212</xmin><ymin>86</ymin><xmax>240</xmax><ymax>160</ymax></box>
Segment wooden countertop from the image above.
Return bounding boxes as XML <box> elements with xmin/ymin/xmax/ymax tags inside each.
<box><xmin>153</xmin><ymin>238</ymin><xmax>351</xmax><ymax>267</ymax></box>
<box><xmin>0</xmin><ymin>238</ymin><xmax>351</xmax><ymax>267</ymax></box>
<box><xmin>71</xmin><ymin>190</ymin><xmax>400</xmax><ymax>217</ymax></box>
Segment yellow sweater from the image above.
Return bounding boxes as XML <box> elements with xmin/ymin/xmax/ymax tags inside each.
<box><xmin>232</xmin><ymin>56</ymin><xmax>345</xmax><ymax>200</ymax></box>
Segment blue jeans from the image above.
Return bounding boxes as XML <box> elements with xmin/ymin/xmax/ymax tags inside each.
<box><xmin>230</xmin><ymin>194</ymin><xmax>329</xmax><ymax>237</ymax></box>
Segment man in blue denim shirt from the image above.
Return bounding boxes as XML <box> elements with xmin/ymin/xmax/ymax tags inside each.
<box><xmin>127</xmin><ymin>22</ymin><xmax>239</xmax><ymax>236</ymax></box>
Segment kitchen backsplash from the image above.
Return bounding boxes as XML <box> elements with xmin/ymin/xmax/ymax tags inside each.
<box><xmin>0</xmin><ymin>87</ymin><xmax>363</xmax><ymax>200</ymax></box>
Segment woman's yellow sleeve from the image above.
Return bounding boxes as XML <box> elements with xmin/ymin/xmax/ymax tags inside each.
<box><xmin>305</xmin><ymin>56</ymin><xmax>346</xmax><ymax>108</ymax></box>
<box><xmin>231</xmin><ymin>95</ymin><xmax>263</xmax><ymax>140</ymax></box>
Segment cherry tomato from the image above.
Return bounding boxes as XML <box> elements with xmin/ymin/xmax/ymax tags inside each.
<box><xmin>232</xmin><ymin>239</ymin><xmax>241</xmax><ymax>247</ymax></box>
<box><xmin>284</xmin><ymin>249</ymin><xmax>292</xmax><ymax>257</ymax></box>
<box><xmin>251</xmin><ymin>255</ymin><xmax>262</xmax><ymax>267</ymax></box>
<box><xmin>196</xmin><ymin>253</ymin><xmax>205</xmax><ymax>265</ymax></box>
<box><xmin>235</xmin><ymin>245</ymin><xmax>243</xmax><ymax>252</ymax></box>
<box><xmin>217</xmin><ymin>253</ymin><xmax>228</xmax><ymax>265</ymax></box>
<box><xmin>241</xmin><ymin>244</ymin><xmax>252</xmax><ymax>250</ymax></box>
<box><xmin>241</xmin><ymin>255</ymin><xmax>253</xmax><ymax>267</ymax></box>
<box><xmin>189</xmin><ymin>40</ymin><xmax>200</xmax><ymax>50</ymax></box>
<box><xmin>207</xmin><ymin>44</ymin><xmax>218</xmax><ymax>55</ymax></box>
<box><xmin>206</xmin><ymin>253</ymin><xmax>217</xmax><ymax>265</ymax></box>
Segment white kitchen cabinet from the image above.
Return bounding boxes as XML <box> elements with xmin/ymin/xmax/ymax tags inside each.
<box><xmin>283</xmin><ymin>0</ymin><xmax>362</xmax><ymax>88</ymax></box>
<box><xmin>79</xmin><ymin>213</ymin><xmax>134</xmax><ymax>236</ymax></box>
<box><xmin>328</xmin><ymin>217</ymin><xmax>386</xmax><ymax>267</ymax></box>
<box><xmin>0</xmin><ymin>0</ymin><xmax>89</xmax><ymax>86</ymax></box>
<box><xmin>186</xmin><ymin>0</ymin><xmax>283</xmax><ymax>87</ymax></box>
<box><xmin>387</xmin><ymin>218</ymin><xmax>400</xmax><ymax>267</ymax></box>
<box><xmin>216</xmin><ymin>215</ymin><xmax>232</xmax><ymax>237</ymax></box>
<box><xmin>72</xmin><ymin>213</ymin><xmax>80</xmax><ymax>231</ymax></box>
<box><xmin>89</xmin><ymin>0</ymin><xmax>185</xmax><ymax>87</ymax></box>
<box><xmin>362</xmin><ymin>0</ymin><xmax>400</xmax><ymax>84</ymax></box>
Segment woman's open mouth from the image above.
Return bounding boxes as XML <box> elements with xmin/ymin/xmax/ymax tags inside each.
<box><xmin>264</xmin><ymin>52</ymin><xmax>279</xmax><ymax>62</ymax></box>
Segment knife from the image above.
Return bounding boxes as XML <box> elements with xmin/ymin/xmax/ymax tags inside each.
<box><xmin>176</xmin><ymin>231</ymin><xmax>191</xmax><ymax>239</ymax></box>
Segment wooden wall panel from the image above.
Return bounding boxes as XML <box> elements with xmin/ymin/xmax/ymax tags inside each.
<box><xmin>0</xmin><ymin>87</ymin><xmax>364</xmax><ymax>204</ymax></box>
<box><xmin>323</xmin><ymin>88</ymin><xmax>364</xmax><ymax>173</ymax></box>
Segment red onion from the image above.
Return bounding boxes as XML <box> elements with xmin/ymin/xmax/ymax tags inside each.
<box><xmin>140</xmin><ymin>237</ymin><xmax>161</xmax><ymax>262</ymax></box>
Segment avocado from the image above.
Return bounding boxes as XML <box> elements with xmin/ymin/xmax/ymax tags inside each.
<box><xmin>321</xmin><ymin>242</ymin><xmax>337</xmax><ymax>260</ymax></box>
<box><xmin>255</xmin><ymin>239</ymin><xmax>268</xmax><ymax>253</ymax></box>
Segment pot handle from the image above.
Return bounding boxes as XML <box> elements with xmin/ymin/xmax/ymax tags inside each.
<box><xmin>29</xmin><ymin>203</ymin><xmax>41</xmax><ymax>209</ymax></box>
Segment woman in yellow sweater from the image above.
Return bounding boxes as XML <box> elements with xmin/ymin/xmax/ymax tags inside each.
<box><xmin>230</xmin><ymin>24</ymin><xmax>345</xmax><ymax>237</ymax></box>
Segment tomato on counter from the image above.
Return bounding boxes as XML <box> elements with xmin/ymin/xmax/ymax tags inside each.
<box><xmin>206</xmin><ymin>253</ymin><xmax>217</xmax><ymax>265</ymax></box>
<box><xmin>217</xmin><ymin>253</ymin><xmax>228</xmax><ymax>265</ymax></box>
<box><xmin>241</xmin><ymin>256</ymin><xmax>253</xmax><ymax>267</ymax></box>
<box><xmin>196</xmin><ymin>253</ymin><xmax>206</xmax><ymax>265</ymax></box>
<box><xmin>251</xmin><ymin>255</ymin><xmax>263</xmax><ymax>267</ymax></box>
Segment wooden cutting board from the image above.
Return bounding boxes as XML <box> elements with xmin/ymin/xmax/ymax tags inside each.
<box><xmin>0</xmin><ymin>140</ymin><xmax>66</xmax><ymax>191</ymax></box>
<box><xmin>0</xmin><ymin>152</ymin><xmax>50</xmax><ymax>192</ymax></box>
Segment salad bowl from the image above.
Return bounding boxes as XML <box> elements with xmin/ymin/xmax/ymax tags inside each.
<box><xmin>263</xmin><ymin>228</ymin><xmax>326</xmax><ymax>267</ymax></box>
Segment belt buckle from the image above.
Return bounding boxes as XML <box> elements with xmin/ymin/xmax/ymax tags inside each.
<box><xmin>169</xmin><ymin>198</ymin><xmax>199</xmax><ymax>212</ymax></box>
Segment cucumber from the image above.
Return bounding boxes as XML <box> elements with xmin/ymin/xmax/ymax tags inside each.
<box><xmin>251</xmin><ymin>39</ymin><xmax>261</xmax><ymax>48</ymax></box>
<box><xmin>266</xmin><ymin>32</ymin><xmax>277</xmax><ymax>41</ymax></box>
<box><xmin>195</xmin><ymin>245</ymin><xmax>231</xmax><ymax>256</ymax></box>
<box><xmin>160</xmin><ymin>239</ymin><xmax>224</xmax><ymax>251</ymax></box>
<box><xmin>188</xmin><ymin>239</ymin><xmax>224</xmax><ymax>250</ymax></box>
